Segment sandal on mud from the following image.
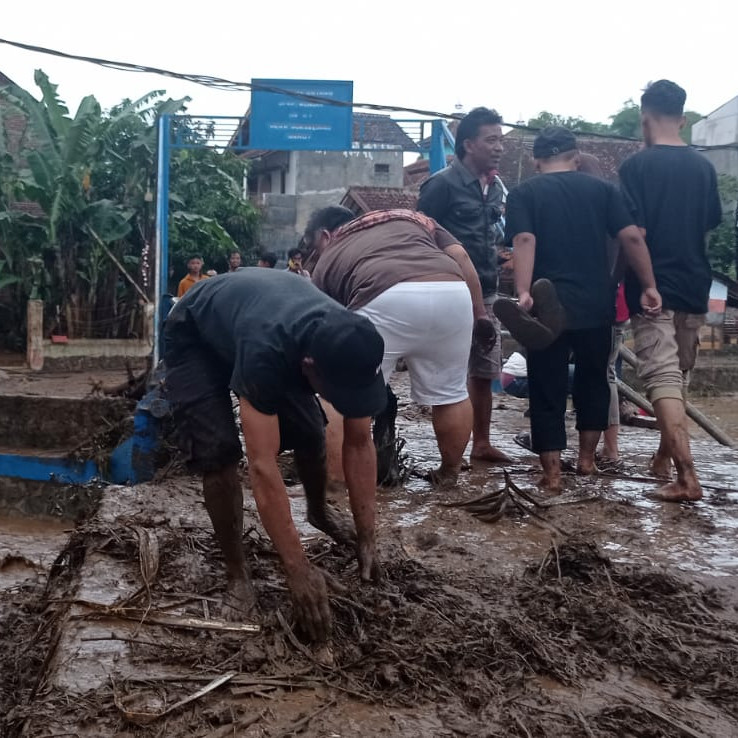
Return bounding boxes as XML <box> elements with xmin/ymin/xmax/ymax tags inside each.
<box><xmin>513</xmin><ymin>431</ymin><xmax>533</xmax><ymax>451</ymax></box>
<box><xmin>531</xmin><ymin>278</ymin><xmax>567</xmax><ymax>337</ymax></box>
<box><xmin>597</xmin><ymin>458</ymin><xmax>624</xmax><ymax>473</ymax></box>
<box><xmin>493</xmin><ymin>299</ymin><xmax>556</xmax><ymax>351</ymax></box>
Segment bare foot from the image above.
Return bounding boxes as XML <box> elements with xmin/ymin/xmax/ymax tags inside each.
<box><xmin>470</xmin><ymin>443</ymin><xmax>512</xmax><ymax>463</ymax></box>
<box><xmin>537</xmin><ymin>474</ymin><xmax>563</xmax><ymax>494</ymax></box>
<box><xmin>652</xmin><ymin>480</ymin><xmax>703</xmax><ymax>502</ymax></box>
<box><xmin>576</xmin><ymin>462</ymin><xmax>599</xmax><ymax>476</ymax></box>
<box><xmin>308</xmin><ymin>505</ymin><xmax>357</xmax><ymax>546</ymax></box>
<box><xmin>221</xmin><ymin>577</ymin><xmax>257</xmax><ymax>622</ymax></box>
<box><xmin>423</xmin><ymin>465</ymin><xmax>459</xmax><ymax>488</ymax></box>
<box><xmin>648</xmin><ymin>453</ymin><xmax>673</xmax><ymax>480</ymax></box>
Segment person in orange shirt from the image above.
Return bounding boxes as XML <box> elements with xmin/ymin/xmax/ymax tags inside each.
<box><xmin>177</xmin><ymin>255</ymin><xmax>209</xmax><ymax>297</ymax></box>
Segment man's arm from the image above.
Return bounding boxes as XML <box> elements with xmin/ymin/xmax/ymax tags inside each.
<box><xmin>342</xmin><ymin>416</ymin><xmax>380</xmax><ymax>581</ymax></box>
<box><xmin>442</xmin><ymin>243</ymin><xmax>486</xmax><ymax>319</ymax></box>
<box><xmin>442</xmin><ymin>241</ymin><xmax>496</xmax><ymax>348</ymax></box>
<box><xmin>238</xmin><ymin>398</ymin><xmax>332</xmax><ymax>640</ymax></box>
<box><xmin>512</xmin><ymin>232</ymin><xmax>536</xmax><ymax>311</ymax></box>
<box><xmin>616</xmin><ymin>225</ymin><xmax>662</xmax><ymax>315</ymax></box>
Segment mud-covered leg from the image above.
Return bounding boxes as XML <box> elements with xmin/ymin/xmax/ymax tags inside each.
<box><xmin>296</xmin><ymin>444</ymin><xmax>357</xmax><ymax>546</ymax></box>
<box><xmin>373</xmin><ymin>385</ymin><xmax>401</xmax><ymax>486</ymax></box>
<box><xmin>202</xmin><ymin>463</ymin><xmax>256</xmax><ymax>620</ymax></box>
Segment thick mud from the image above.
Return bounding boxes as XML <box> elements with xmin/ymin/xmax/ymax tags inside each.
<box><xmin>1</xmin><ymin>373</ymin><xmax>738</xmax><ymax>737</ymax></box>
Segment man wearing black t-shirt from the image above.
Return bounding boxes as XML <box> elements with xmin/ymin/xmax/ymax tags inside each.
<box><xmin>505</xmin><ymin>127</ymin><xmax>661</xmax><ymax>492</ymax></box>
<box><xmin>164</xmin><ymin>269</ymin><xmax>387</xmax><ymax>640</ymax></box>
<box><xmin>619</xmin><ymin>80</ymin><xmax>723</xmax><ymax>503</ymax></box>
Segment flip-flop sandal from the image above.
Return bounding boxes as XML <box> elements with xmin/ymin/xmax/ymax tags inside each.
<box><xmin>531</xmin><ymin>279</ymin><xmax>567</xmax><ymax>337</ymax></box>
<box><xmin>513</xmin><ymin>431</ymin><xmax>533</xmax><ymax>451</ymax></box>
<box><xmin>493</xmin><ymin>299</ymin><xmax>556</xmax><ymax>351</ymax></box>
<box><xmin>597</xmin><ymin>458</ymin><xmax>625</xmax><ymax>473</ymax></box>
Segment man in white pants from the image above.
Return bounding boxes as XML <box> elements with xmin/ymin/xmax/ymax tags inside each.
<box><xmin>303</xmin><ymin>206</ymin><xmax>495</xmax><ymax>484</ymax></box>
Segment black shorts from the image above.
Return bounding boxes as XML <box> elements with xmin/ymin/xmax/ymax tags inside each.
<box><xmin>164</xmin><ymin>328</ymin><xmax>325</xmax><ymax>474</ymax></box>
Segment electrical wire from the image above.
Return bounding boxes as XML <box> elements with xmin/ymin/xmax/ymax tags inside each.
<box><xmin>0</xmin><ymin>36</ymin><xmax>651</xmax><ymax>142</ymax></box>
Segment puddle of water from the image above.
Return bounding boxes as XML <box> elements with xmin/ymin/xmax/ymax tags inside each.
<box><xmin>0</xmin><ymin>513</ymin><xmax>72</xmax><ymax>588</ymax></box>
<box><xmin>391</xmin><ymin>376</ymin><xmax>738</xmax><ymax>578</ymax></box>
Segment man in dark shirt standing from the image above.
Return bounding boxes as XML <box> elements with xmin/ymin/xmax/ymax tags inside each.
<box><xmin>164</xmin><ymin>269</ymin><xmax>387</xmax><ymax>640</ymax></box>
<box><xmin>417</xmin><ymin>107</ymin><xmax>510</xmax><ymax>463</ymax></box>
<box><xmin>505</xmin><ymin>127</ymin><xmax>661</xmax><ymax>492</ymax></box>
<box><xmin>619</xmin><ymin>80</ymin><xmax>723</xmax><ymax>502</ymax></box>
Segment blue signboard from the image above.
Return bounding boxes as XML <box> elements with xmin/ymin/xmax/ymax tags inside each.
<box><xmin>250</xmin><ymin>79</ymin><xmax>353</xmax><ymax>151</ymax></box>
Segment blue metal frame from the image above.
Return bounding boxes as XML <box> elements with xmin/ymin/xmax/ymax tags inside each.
<box><xmin>429</xmin><ymin>119</ymin><xmax>455</xmax><ymax>174</ymax></box>
<box><xmin>0</xmin><ymin>108</ymin><xmax>458</xmax><ymax>491</ymax></box>
<box><xmin>153</xmin><ymin>114</ymin><xmax>171</xmax><ymax>368</ymax></box>
<box><xmin>0</xmin><ymin>454</ymin><xmax>99</xmax><ymax>485</ymax></box>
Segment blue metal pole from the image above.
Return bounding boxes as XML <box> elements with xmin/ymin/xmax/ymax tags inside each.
<box><xmin>429</xmin><ymin>119</ymin><xmax>445</xmax><ymax>174</ymax></box>
<box><xmin>153</xmin><ymin>114</ymin><xmax>171</xmax><ymax>367</ymax></box>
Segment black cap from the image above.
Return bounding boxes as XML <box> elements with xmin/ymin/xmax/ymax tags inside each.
<box><xmin>309</xmin><ymin>311</ymin><xmax>387</xmax><ymax>418</ymax></box>
<box><xmin>533</xmin><ymin>126</ymin><xmax>578</xmax><ymax>159</ymax></box>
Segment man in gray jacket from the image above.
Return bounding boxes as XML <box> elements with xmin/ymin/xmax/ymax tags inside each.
<box><xmin>417</xmin><ymin>106</ymin><xmax>510</xmax><ymax>463</ymax></box>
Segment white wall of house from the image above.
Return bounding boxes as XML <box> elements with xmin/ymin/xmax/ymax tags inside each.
<box><xmin>693</xmin><ymin>97</ymin><xmax>738</xmax><ymax>146</ymax></box>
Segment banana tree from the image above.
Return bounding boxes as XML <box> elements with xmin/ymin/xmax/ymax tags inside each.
<box><xmin>3</xmin><ymin>71</ymin><xmax>106</xmax><ymax>335</ymax></box>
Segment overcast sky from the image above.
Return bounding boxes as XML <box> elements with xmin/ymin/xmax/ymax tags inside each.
<box><xmin>1</xmin><ymin>0</ymin><xmax>735</xmax><ymax>131</ymax></box>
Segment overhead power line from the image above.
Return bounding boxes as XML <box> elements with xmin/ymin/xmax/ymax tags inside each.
<box><xmin>0</xmin><ymin>36</ymin><xmax>652</xmax><ymax>143</ymax></box>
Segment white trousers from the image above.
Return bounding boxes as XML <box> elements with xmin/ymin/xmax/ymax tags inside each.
<box><xmin>356</xmin><ymin>281</ymin><xmax>473</xmax><ymax>406</ymax></box>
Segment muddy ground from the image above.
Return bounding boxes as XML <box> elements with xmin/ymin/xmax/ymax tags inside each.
<box><xmin>1</xmin><ymin>370</ymin><xmax>738</xmax><ymax>737</ymax></box>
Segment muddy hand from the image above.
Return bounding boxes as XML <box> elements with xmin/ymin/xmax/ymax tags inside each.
<box><xmin>286</xmin><ymin>564</ymin><xmax>333</xmax><ymax>642</ymax></box>
<box><xmin>358</xmin><ymin>538</ymin><xmax>382</xmax><ymax>582</ymax></box>
<box><xmin>472</xmin><ymin>317</ymin><xmax>497</xmax><ymax>351</ymax></box>
<box><xmin>308</xmin><ymin>505</ymin><xmax>357</xmax><ymax>547</ymax></box>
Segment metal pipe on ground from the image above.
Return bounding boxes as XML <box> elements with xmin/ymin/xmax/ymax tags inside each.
<box><xmin>618</xmin><ymin>344</ymin><xmax>735</xmax><ymax>448</ymax></box>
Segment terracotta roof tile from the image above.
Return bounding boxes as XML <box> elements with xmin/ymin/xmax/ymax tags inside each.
<box><xmin>340</xmin><ymin>186</ymin><xmax>418</xmax><ymax>215</ymax></box>
<box><xmin>404</xmin><ymin>131</ymin><xmax>642</xmax><ymax>190</ymax></box>
<box><xmin>234</xmin><ymin>112</ymin><xmax>417</xmax><ymax>158</ymax></box>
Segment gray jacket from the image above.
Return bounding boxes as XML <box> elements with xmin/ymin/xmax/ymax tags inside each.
<box><xmin>417</xmin><ymin>158</ymin><xmax>504</xmax><ymax>297</ymax></box>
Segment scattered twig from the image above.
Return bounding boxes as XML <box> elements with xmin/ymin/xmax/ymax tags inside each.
<box><xmin>275</xmin><ymin>609</ymin><xmax>321</xmax><ymax>665</ymax></box>
<box><xmin>574</xmin><ymin>710</ymin><xmax>595</xmax><ymax>738</ymax></box>
<box><xmin>668</xmin><ymin>619</ymin><xmax>738</xmax><ymax>646</ymax></box>
<box><xmin>71</xmin><ymin>600</ymin><xmax>260</xmax><ymax>633</ymax></box>
<box><xmin>513</xmin><ymin>714</ymin><xmax>533</xmax><ymax>738</ymax></box>
<box><xmin>200</xmin><ymin>708</ymin><xmax>268</xmax><ymax>738</ymax></box>
<box><xmin>272</xmin><ymin>699</ymin><xmax>337</xmax><ymax>738</ymax></box>
<box><xmin>625</xmin><ymin>699</ymin><xmax>710</xmax><ymax>738</ymax></box>
<box><xmin>112</xmin><ymin>671</ymin><xmax>236</xmax><ymax>725</ymax></box>
<box><xmin>552</xmin><ymin>538</ymin><xmax>562</xmax><ymax>582</ymax></box>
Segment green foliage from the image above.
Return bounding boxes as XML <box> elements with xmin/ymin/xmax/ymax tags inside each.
<box><xmin>707</xmin><ymin>175</ymin><xmax>738</xmax><ymax>277</ymax></box>
<box><xmin>526</xmin><ymin>111</ymin><xmax>610</xmax><ymax>135</ymax></box>
<box><xmin>608</xmin><ymin>99</ymin><xmax>641</xmax><ymax>139</ymax></box>
<box><xmin>167</xmin><ymin>147</ymin><xmax>260</xmax><ymax>286</ymax></box>
<box><xmin>0</xmin><ymin>72</ymin><xmax>261</xmax><ymax>344</ymax></box>
<box><xmin>528</xmin><ymin>101</ymin><xmax>704</xmax><ymax>144</ymax></box>
<box><xmin>682</xmin><ymin>111</ymin><xmax>703</xmax><ymax>144</ymax></box>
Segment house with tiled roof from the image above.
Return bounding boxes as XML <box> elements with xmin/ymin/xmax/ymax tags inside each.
<box><xmin>340</xmin><ymin>186</ymin><xmax>418</xmax><ymax>215</ymax></box>
<box><xmin>404</xmin><ymin>128</ymin><xmax>642</xmax><ymax>190</ymax></box>
<box><xmin>0</xmin><ymin>72</ymin><xmax>44</xmax><ymax>218</ymax></box>
<box><xmin>692</xmin><ymin>95</ymin><xmax>738</xmax><ymax>178</ymax></box>
<box><xmin>231</xmin><ymin>112</ymin><xmax>419</xmax><ymax>255</ymax></box>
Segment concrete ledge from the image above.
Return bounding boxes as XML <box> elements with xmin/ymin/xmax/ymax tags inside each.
<box><xmin>0</xmin><ymin>395</ymin><xmax>133</xmax><ymax>448</ymax></box>
<box><xmin>40</xmin><ymin>339</ymin><xmax>151</xmax><ymax>372</ymax></box>
<box><xmin>44</xmin><ymin>338</ymin><xmax>151</xmax><ymax>359</ymax></box>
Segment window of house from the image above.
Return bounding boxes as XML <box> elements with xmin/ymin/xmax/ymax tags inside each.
<box><xmin>374</xmin><ymin>163</ymin><xmax>390</xmax><ymax>180</ymax></box>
